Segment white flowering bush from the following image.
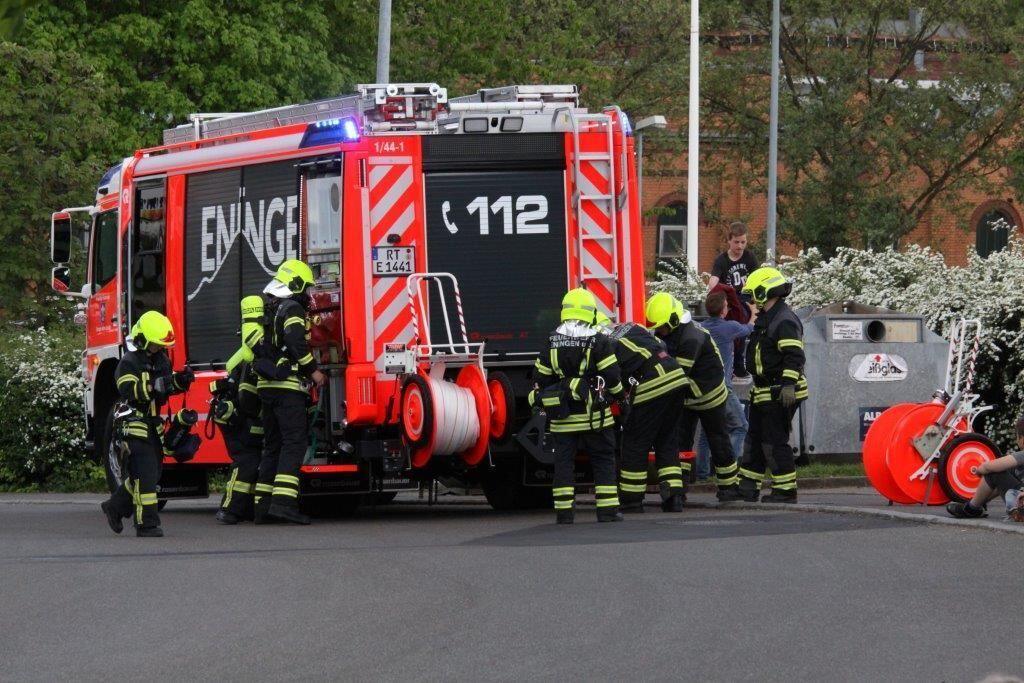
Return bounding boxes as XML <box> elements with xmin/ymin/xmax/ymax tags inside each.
<box><xmin>0</xmin><ymin>325</ymin><xmax>103</xmax><ymax>490</ymax></box>
<box><xmin>646</xmin><ymin>258</ymin><xmax>708</xmax><ymax>308</ymax></box>
<box><xmin>649</xmin><ymin>242</ymin><xmax>1024</xmax><ymax>448</ymax></box>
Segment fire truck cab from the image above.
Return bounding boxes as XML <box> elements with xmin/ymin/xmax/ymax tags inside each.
<box><xmin>49</xmin><ymin>82</ymin><xmax>646</xmax><ymax>509</ymax></box>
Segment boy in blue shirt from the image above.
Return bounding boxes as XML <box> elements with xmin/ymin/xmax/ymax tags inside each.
<box><xmin>695</xmin><ymin>291</ymin><xmax>755</xmax><ymax>478</ymax></box>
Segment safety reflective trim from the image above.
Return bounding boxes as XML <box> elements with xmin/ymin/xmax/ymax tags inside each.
<box><xmin>569</xmin><ymin>378</ymin><xmax>584</xmax><ymax>401</ymax></box>
<box><xmin>772</xmin><ymin>472</ymin><xmax>797</xmax><ymax>483</ymax></box>
<box><xmin>676</xmin><ymin>356</ymin><xmax>695</xmax><ymax>368</ymax></box>
<box><xmin>595</xmin><ymin>354</ymin><xmax>617</xmax><ymax>370</ymax></box>
<box><xmin>250</xmin><ymin>425</ymin><xmax>264</xmax><ymax>435</ymax></box>
<box><xmin>550</xmin><ymin>349</ymin><xmax>560</xmax><ymax>375</ymax></box>
<box><xmin>680</xmin><ymin>461</ymin><xmax>693</xmax><ymax>472</ymax></box>
<box><xmin>534</xmin><ymin>359</ymin><xmax>555</xmax><ymax>376</ymax></box>
<box><xmin>132</xmin><ymin>480</ymin><xmax>142</xmax><ymax>522</ymax></box>
<box><xmin>755</xmin><ymin>343</ymin><xmax>763</xmax><ymax>376</ymax></box>
<box><xmin>275</xmin><ymin>474</ymin><xmax>300</xmax><ymax>486</ymax></box>
<box><xmin>255</xmin><ymin>483</ymin><xmax>274</xmax><ymax>494</ymax></box>
<box><xmin>223</xmin><ymin>468</ymin><xmax>239</xmax><ymax>508</ymax></box>
<box><xmin>618</xmin><ymin>337</ymin><xmax>651</xmax><ymax>358</ymax></box>
<box><xmin>297</xmin><ymin>353</ymin><xmax>314</xmax><ymax>367</ymax></box>
<box><xmin>777</xmin><ymin>339</ymin><xmax>804</xmax><ymax>349</ymax></box>
<box><xmin>541</xmin><ymin>397</ymin><xmax>562</xmax><ymax>406</ymax></box>
<box><xmin>619</xmin><ymin>483</ymin><xmax>648</xmax><ymax>493</ymax></box>
<box><xmin>554</xmin><ymin>500</ymin><xmax>574</xmax><ymax>510</ymax></box>
<box><xmin>284</xmin><ymin>316</ymin><xmax>305</xmax><ymax>328</ymax></box>
<box><xmin>685</xmin><ymin>382</ymin><xmax>728</xmax><ymax>410</ymax></box>
<box><xmin>272</xmin><ymin>487</ymin><xmax>299</xmax><ymax>498</ymax></box>
<box><xmin>620</xmin><ymin>470</ymin><xmax>647</xmax><ymax>480</ymax></box>
<box><xmin>139</xmin><ymin>493</ymin><xmax>158</xmax><ymax>505</ymax></box>
<box><xmin>606</xmin><ymin>382</ymin><xmax>624</xmax><ymax>396</ymax></box>
<box><xmin>740</xmin><ymin>468</ymin><xmax>766</xmax><ymax>481</ymax></box>
<box><xmin>657</xmin><ymin>466</ymin><xmax>682</xmax><ymax>477</ymax></box>
<box><xmin>782</xmin><ymin>369</ymin><xmax>801</xmax><ymax>381</ymax></box>
<box><xmin>231</xmin><ymin>481</ymin><xmax>254</xmax><ymax>494</ymax></box>
<box><xmin>549</xmin><ymin>417</ymin><xmax>616</xmax><ymax>432</ymax></box>
<box><xmin>595</xmin><ymin>497</ymin><xmax>620</xmax><ymax>507</ymax></box>
<box><xmin>717</xmin><ymin>476</ymin><xmax>739</xmax><ymax>486</ymax></box>
<box><xmin>772</xmin><ymin>480</ymin><xmax>798</xmax><ymax>491</ymax></box>
<box><xmin>552</xmin><ymin>486</ymin><xmax>575</xmax><ymax>496</ymax></box>
<box><xmin>257</xmin><ymin>379</ymin><xmax>305</xmax><ymax>392</ymax></box>
<box><xmin>594</xmin><ymin>485</ymin><xmax>618</xmax><ymax>495</ymax></box>
<box><xmin>240</xmin><ymin>382</ymin><xmax>258</xmax><ymax>394</ymax></box>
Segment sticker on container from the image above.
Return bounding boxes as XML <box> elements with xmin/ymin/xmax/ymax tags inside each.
<box><xmin>831</xmin><ymin>320</ymin><xmax>864</xmax><ymax>341</ymax></box>
<box><xmin>858</xmin><ymin>406</ymin><xmax>889</xmax><ymax>441</ymax></box>
<box><xmin>849</xmin><ymin>354</ymin><xmax>908</xmax><ymax>382</ymax></box>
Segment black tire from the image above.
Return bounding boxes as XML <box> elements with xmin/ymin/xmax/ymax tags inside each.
<box><xmin>400</xmin><ymin>374</ymin><xmax>434</xmax><ymax>448</ymax></box>
<box><xmin>99</xmin><ymin>406</ymin><xmax>128</xmax><ymax>495</ymax></box>
<box><xmin>938</xmin><ymin>432</ymin><xmax>1002</xmax><ymax>504</ymax></box>
<box><xmin>487</xmin><ymin>371</ymin><xmax>516</xmax><ymax>443</ymax></box>
<box><xmin>480</xmin><ymin>459</ymin><xmax>552</xmax><ymax>510</ymax></box>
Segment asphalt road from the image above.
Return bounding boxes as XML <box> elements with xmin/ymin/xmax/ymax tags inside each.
<box><xmin>1</xmin><ymin>494</ymin><xmax>1021</xmax><ymax>682</ymax></box>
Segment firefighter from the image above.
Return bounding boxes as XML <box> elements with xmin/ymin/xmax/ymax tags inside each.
<box><xmin>645</xmin><ymin>293</ymin><xmax>742</xmax><ymax>505</ymax></box>
<box><xmin>594</xmin><ymin>312</ymin><xmax>688</xmax><ymax>513</ymax></box>
<box><xmin>530</xmin><ymin>289</ymin><xmax>626</xmax><ymax>524</ymax></box>
<box><xmin>101</xmin><ymin>311</ymin><xmax>194</xmax><ymax>537</ymax></box>
<box><xmin>735</xmin><ymin>267</ymin><xmax>808</xmax><ymax>503</ymax></box>
<box><xmin>255</xmin><ymin>260</ymin><xmax>325</xmax><ymax>525</ymax></box>
<box><xmin>211</xmin><ymin>296</ymin><xmax>265</xmax><ymax>525</ymax></box>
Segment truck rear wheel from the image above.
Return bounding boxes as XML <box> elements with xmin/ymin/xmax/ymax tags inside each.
<box><xmin>99</xmin><ymin>406</ymin><xmax>127</xmax><ymax>495</ymax></box>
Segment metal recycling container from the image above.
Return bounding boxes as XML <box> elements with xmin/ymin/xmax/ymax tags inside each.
<box><xmin>792</xmin><ymin>302</ymin><xmax>948</xmax><ymax>459</ymax></box>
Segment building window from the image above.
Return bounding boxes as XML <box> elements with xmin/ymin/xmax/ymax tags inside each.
<box><xmin>657</xmin><ymin>204</ymin><xmax>687</xmax><ymax>258</ymax></box>
<box><xmin>976</xmin><ymin>208</ymin><xmax>1014</xmax><ymax>258</ymax></box>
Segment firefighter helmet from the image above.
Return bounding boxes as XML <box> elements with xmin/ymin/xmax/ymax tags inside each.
<box><xmin>561</xmin><ymin>288</ymin><xmax>598</xmax><ymax>323</ymax></box>
<box><xmin>743</xmin><ymin>267</ymin><xmax>791</xmax><ymax>305</ymax></box>
<box><xmin>645</xmin><ymin>292</ymin><xmax>679</xmax><ymax>328</ymax></box>
<box><xmin>130</xmin><ymin>311</ymin><xmax>176</xmax><ymax>350</ymax></box>
<box><xmin>264</xmin><ymin>259</ymin><xmax>314</xmax><ymax>298</ymax></box>
<box><xmin>595</xmin><ymin>311</ymin><xmax>612</xmax><ymax>329</ymax></box>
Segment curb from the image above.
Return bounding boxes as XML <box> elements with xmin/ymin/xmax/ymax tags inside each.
<box><xmin>687</xmin><ymin>475</ymin><xmax>867</xmax><ymax>493</ymax></box>
<box><xmin>690</xmin><ymin>500</ymin><xmax>1024</xmax><ymax>535</ymax></box>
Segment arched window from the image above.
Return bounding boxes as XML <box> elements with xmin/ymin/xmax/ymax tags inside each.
<box><xmin>656</xmin><ymin>204</ymin><xmax>687</xmax><ymax>258</ymax></box>
<box><xmin>976</xmin><ymin>208</ymin><xmax>1014</xmax><ymax>258</ymax></box>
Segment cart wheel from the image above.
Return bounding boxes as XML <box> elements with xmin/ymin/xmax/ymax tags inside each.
<box><xmin>938</xmin><ymin>433</ymin><xmax>1001</xmax><ymax>504</ymax></box>
<box><xmin>400</xmin><ymin>374</ymin><xmax>433</xmax><ymax>448</ymax></box>
<box><xmin>885</xmin><ymin>403</ymin><xmax>967</xmax><ymax>505</ymax></box>
<box><xmin>486</xmin><ymin>371</ymin><xmax>516</xmax><ymax>443</ymax></box>
<box><xmin>861</xmin><ymin>403</ymin><xmax>918</xmax><ymax>504</ymax></box>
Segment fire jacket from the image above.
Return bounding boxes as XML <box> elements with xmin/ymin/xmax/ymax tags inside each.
<box><xmin>604</xmin><ymin>322</ymin><xmax>687</xmax><ymax>404</ymax></box>
<box><xmin>530</xmin><ymin>320</ymin><xmax>625</xmax><ymax>433</ymax></box>
<box><xmin>745</xmin><ymin>300</ymin><xmax>808</xmax><ymax>406</ymax></box>
<box><xmin>114</xmin><ymin>349</ymin><xmax>187</xmax><ymax>440</ymax></box>
<box><xmin>661</xmin><ymin>322</ymin><xmax>728</xmax><ymax>411</ymax></box>
<box><xmin>257</xmin><ymin>297</ymin><xmax>319</xmax><ymax>393</ymax></box>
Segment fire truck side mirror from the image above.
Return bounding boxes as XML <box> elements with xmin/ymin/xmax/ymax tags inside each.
<box><xmin>51</xmin><ymin>265</ymin><xmax>88</xmax><ymax>299</ymax></box>
<box><xmin>51</xmin><ymin>212</ymin><xmax>72</xmax><ymax>264</ymax></box>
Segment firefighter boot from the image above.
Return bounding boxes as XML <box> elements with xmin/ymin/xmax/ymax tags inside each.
<box><xmin>137</xmin><ymin>526</ymin><xmax>164</xmax><ymax>538</ymax></box>
<box><xmin>596</xmin><ymin>507</ymin><xmax>624</xmax><ymax>522</ymax></box>
<box><xmin>734</xmin><ymin>477</ymin><xmax>760</xmax><ymax>503</ymax></box>
<box><xmin>761</xmin><ymin>489</ymin><xmax>798</xmax><ymax>504</ymax></box>
<box><xmin>267</xmin><ymin>503</ymin><xmax>311</xmax><ymax>525</ymax></box>
<box><xmin>660</xmin><ymin>493</ymin><xmax>684</xmax><ymax>513</ymax></box>
<box><xmin>619</xmin><ymin>494</ymin><xmax>645</xmax><ymax>514</ymax></box>
<box><xmin>253</xmin><ymin>494</ymin><xmax>274</xmax><ymax>525</ymax></box>
<box><xmin>216</xmin><ymin>509</ymin><xmax>241</xmax><ymax>525</ymax></box>
<box><xmin>556</xmin><ymin>510</ymin><xmax>575</xmax><ymax>525</ymax></box>
<box><xmin>101</xmin><ymin>500</ymin><xmax>123</xmax><ymax>534</ymax></box>
<box><xmin>716</xmin><ymin>485</ymin><xmax>743</xmax><ymax>502</ymax></box>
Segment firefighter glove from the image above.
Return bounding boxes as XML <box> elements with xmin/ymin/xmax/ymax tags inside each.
<box><xmin>173</xmin><ymin>369</ymin><xmax>195</xmax><ymax>390</ymax></box>
<box><xmin>779</xmin><ymin>384</ymin><xmax>797</xmax><ymax>409</ymax></box>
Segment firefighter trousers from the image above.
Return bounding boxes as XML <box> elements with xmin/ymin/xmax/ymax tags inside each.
<box><xmin>257</xmin><ymin>389</ymin><xmax>308</xmax><ymax>512</ymax></box>
<box><xmin>619</xmin><ymin>391</ymin><xmax>684</xmax><ymax>503</ymax></box>
<box><xmin>678</xmin><ymin>403</ymin><xmax>740</xmax><ymax>489</ymax></box>
<box><xmin>551</xmin><ymin>428</ymin><xmax>619</xmax><ymax>513</ymax></box>
<box><xmin>220</xmin><ymin>424</ymin><xmax>263</xmax><ymax>519</ymax></box>
<box><xmin>107</xmin><ymin>435</ymin><xmax>161</xmax><ymax>530</ymax></box>
<box><xmin>738</xmin><ymin>400</ymin><xmax>798</xmax><ymax>493</ymax></box>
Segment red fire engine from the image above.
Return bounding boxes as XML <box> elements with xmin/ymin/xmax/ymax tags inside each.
<box><xmin>49</xmin><ymin>83</ymin><xmax>646</xmax><ymax>510</ymax></box>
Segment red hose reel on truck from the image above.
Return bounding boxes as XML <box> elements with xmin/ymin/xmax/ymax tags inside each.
<box><xmin>393</xmin><ymin>273</ymin><xmax>513</xmax><ymax>468</ymax></box>
<box><xmin>862</xmin><ymin>319</ymin><xmax>1000</xmax><ymax>505</ymax></box>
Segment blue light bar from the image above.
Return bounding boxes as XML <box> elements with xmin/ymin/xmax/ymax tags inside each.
<box><xmin>620</xmin><ymin>112</ymin><xmax>633</xmax><ymax>137</ymax></box>
<box><xmin>299</xmin><ymin>117</ymin><xmax>361</xmax><ymax>148</ymax></box>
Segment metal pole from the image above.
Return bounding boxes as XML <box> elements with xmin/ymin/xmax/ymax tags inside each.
<box><xmin>376</xmin><ymin>0</ymin><xmax>392</xmax><ymax>84</ymax></box>
<box><xmin>766</xmin><ymin>0</ymin><xmax>780</xmax><ymax>264</ymax></box>
<box><xmin>637</xmin><ymin>132</ymin><xmax>645</xmax><ymax>217</ymax></box>
<box><xmin>686</xmin><ymin>0</ymin><xmax>700</xmax><ymax>273</ymax></box>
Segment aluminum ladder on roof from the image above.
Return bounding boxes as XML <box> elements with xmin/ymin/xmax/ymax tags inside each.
<box><xmin>568</xmin><ymin>109</ymin><xmax>623</xmax><ymax>316</ymax></box>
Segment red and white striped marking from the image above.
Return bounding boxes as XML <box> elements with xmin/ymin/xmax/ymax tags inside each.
<box><xmin>576</xmin><ymin>156</ymin><xmax>616</xmax><ymax>317</ymax></box>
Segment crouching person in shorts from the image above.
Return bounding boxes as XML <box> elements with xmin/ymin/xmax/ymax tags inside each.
<box><xmin>947</xmin><ymin>415</ymin><xmax>1024</xmax><ymax>520</ymax></box>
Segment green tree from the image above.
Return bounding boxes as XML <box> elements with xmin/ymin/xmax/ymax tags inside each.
<box><xmin>702</xmin><ymin>1</ymin><xmax>1024</xmax><ymax>255</ymax></box>
<box><xmin>0</xmin><ymin>43</ymin><xmax>118</xmax><ymax>322</ymax></box>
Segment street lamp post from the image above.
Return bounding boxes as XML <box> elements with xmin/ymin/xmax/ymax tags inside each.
<box><xmin>635</xmin><ymin>115</ymin><xmax>668</xmax><ymax>217</ymax></box>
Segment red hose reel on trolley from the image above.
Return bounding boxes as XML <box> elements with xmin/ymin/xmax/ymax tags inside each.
<box><xmin>394</xmin><ymin>273</ymin><xmax>515</xmax><ymax>469</ymax></box>
<box><xmin>861</xmin><ymin>319</ymin><xmax>1000</xmax><ymax>505</ymax></box>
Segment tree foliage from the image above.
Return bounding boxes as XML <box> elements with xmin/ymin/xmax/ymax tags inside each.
<box><xmin>702</xmin><ymin>1</ymin><xmax>1024</xmax><ymax>255</ymax></box>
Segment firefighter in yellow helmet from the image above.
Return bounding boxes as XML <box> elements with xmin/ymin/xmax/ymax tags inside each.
<box><xmin>529</xmin><ymin>288</ymin><xmax>625</xmax><ymax>524</ymax></box>
<box><xmin>646</xmin><ymin>292</ymin><xmax>743</xmax><ymax>507</ymax></box>
<box><xmin>211</xmin><ymin>296</ymin><xmax>266</xmax><ymax>525</ymax></box>
<box><xmin>254</xmin><ymin>259</ymin><xmax>325</xmax><ymax>524</ymax></box>
<box><xmin>596</xmin><ymin>304</ymin><xmax>689</xmax><ymax>514</ymax></box>
<box><xmin>734</xmin><ymin>267</ymin><xmax>807</xmax><ymax>503</ymax></box>
<box><xmin>101</xmin><ymin>311</ymin><xmax>195</xmax><ymax>537</ymax></box>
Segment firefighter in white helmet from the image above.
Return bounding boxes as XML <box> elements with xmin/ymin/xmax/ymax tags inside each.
<box><xmin>254</xmin><ymin>259</ymin><xmax>326</xmax><ymax>525</ymax></box>
<box><xmin>529</xmin><ymin>288</ymin><xmax>626</xmax><ymax>524</ymax></box>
